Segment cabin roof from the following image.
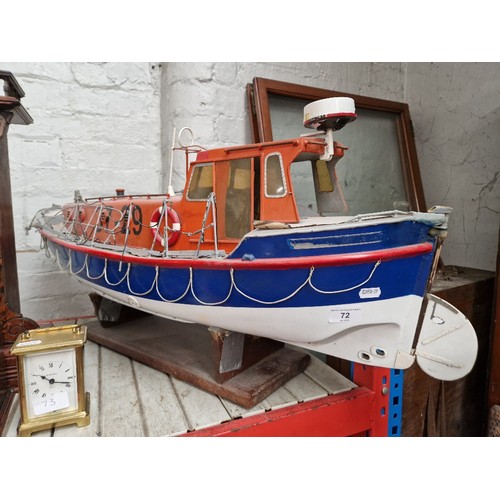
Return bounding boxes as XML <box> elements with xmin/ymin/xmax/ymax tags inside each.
<box><xmin>194</xmin><ymin>136</ymin><xmax>327</xmax><ymax>163</ymax></box>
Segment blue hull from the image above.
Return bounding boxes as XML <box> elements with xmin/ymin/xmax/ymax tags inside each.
<box><xmin>47</xmin><ymin>218</ymin><xmax>436</xmax><ymax>310</ymax></box>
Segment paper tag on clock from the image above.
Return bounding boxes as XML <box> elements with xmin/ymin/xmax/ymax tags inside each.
<box><xmin>33</xmin><ymin>391</ymin><xmax>70</xmax><ymax>416</ymax></box>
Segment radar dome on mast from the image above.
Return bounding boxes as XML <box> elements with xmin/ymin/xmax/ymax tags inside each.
<box><xmin>303</xmin><ymin>97</ymin><xmax>357</xmax><ymax>131</ymax></box>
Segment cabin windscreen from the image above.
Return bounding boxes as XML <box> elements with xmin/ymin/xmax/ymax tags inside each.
<box><xmin>290</xmin><ymin>160</ymin><xmax>348</xmax><ymax>217</ymax></box>
<box><xmin>186</xmin><ymin>163</ymin><xmax>213</xmax><ymax>200</ymax></box>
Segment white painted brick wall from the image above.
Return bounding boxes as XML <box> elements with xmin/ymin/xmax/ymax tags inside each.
<box><xmin>2</xmin><ymin>62</ymin><xmax>498</xmax><ymax>323</ymax></box>
<box><xmin>2</xmin><ymin>62</ymin><xmax>162</xmax><ymax>322</ymax></box>
<box><xmin>406</xmin><ymin>62</ymin><xmax>500</xmax><ymax>271</ymax></box>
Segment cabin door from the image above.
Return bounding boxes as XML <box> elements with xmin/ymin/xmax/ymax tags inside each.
<box><xmin>216</xmin><ymin>158</ymin><xmax>254</xmax><ymax>241</ymax></box>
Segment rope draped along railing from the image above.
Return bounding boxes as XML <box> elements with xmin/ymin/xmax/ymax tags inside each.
<box><xmin>230</xmin><ymin>267</ymin><xmax>312</xmax><ymax>305</ymax></box>
<box><xmin>191</xmin><ymin>267</ymin><xmax>235</xmax><ymax>306</ymax></box>
<box><xmin>308</xmin><ymin>260</ymin><xmax>381</xmax><ymax>294</ymax></box>
<box><xmin>43</xmin><ymin>240</ymin><xmax>382</xmax><ymax>307</ymax></box>
<box><xmin>155</xmin><ymin>267</ymin><xmax>191</xmax><ymax>303</ymax></box>
<box><xmin>69</xmin><ymin>252</ymin><xmax>87</xmax><ymax>275</ymax></box>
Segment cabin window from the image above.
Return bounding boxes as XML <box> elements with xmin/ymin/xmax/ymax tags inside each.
<box><xmin>264</xmin><ymin>153</ymin><xmax>287</xmax><ymax>198</ymax></box>
<box><xmin>225</xmin><ymin>158</ymin><xmax>252</xmax><ymax>239</ymax></box>
<box><xmin>315</xmin><ymin>160</ymin><xmax>334</xmax><ymax>192</ymax></box>
<box><xmin>186</xmin><ymin>163</ymin><xmax>213</xmax><ymax>200</ymax></box>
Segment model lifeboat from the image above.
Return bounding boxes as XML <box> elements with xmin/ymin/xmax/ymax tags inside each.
<box><xmin>29</xmin><ymin>97</ymin><xmax>478</xmax><ymax>381</ymax></box>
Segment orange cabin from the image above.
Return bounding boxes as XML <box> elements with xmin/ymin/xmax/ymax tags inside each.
<box><xmin>61</xmin><ymin>136</ymin><xmax>346</xmax><ymax>255</ymax></box>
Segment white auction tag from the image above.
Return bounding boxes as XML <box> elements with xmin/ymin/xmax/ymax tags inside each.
<box><xmin>329</xmin><ymin>306</ymin><xmax>362</xmax><ymax>323</ymax></box>
<box><xmin>33</xmin><ymin>391</ymin><xmax>70</xmax><ymax>416</ymax></box>
<box><xmin>359</xmin><ymin>287</ymin><xmax>381</xmax><ymax>299</ymax></box>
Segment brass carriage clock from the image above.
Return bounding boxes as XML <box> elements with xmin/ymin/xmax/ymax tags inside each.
<box><xmin>11</xmin><ymin>324</ymin><xmax>90</xmax><ymax>436</ymax></box>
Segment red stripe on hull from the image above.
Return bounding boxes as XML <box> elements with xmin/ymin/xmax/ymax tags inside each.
<box><xmin>40</xmin><ymin>229</ymin><xmax>433</xmax><ymax>270</ymax></box>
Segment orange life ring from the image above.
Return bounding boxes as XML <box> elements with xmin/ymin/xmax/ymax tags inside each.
<box><xmin>150</xmin><ymin>206</ymin><xmax>181</xmax><ymax>247</ymax></box>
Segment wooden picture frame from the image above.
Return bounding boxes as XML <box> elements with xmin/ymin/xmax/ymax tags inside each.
<box><xmin>247</xmin><ymin>77</ymin><xmax>427</xmax><ymax>213</ymax></box>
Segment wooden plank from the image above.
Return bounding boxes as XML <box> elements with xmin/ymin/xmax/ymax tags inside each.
<box><xmin>2</xmin><ymin>394</ymin><xmax>20</xmax><ymax>437</ymax></box>
<box><xmin>218</xmin><ymin>397</ymin><xmax>267</xmax><ymax>420</ymax></box>
<box><xmin>221</xmin><ymin>375</ymin><xmax>318</xmax><ymax>417</ymax></box>
<box><xmin>169</xmin><ymin>377</ymin><xmax>230</xmax><ymax>432</ymax></box>
<box><xmin>303</xmin><ymin>355</ymin><xmax>357</xmax><ymax>394</ymax></box>
<box><xmin>215</xmin><ymin>357</ymin><xmax>347</xmax><ymax>418</ymax></box>
<box><xmin>213</xmin><ymin>348</ymin><xmax>309</xmax><ymax>407</ymax></box>
<box><xmin>132</xmin><ymin>362</ymin><xmax>190</xmax><ymax>436</ymax></box>
<box><xmin>283</xmin><ymin>372</ymin><xmax>328</xmax><ymax>403</ymax></box>
<box><xmin>98</xmin><ymin>346</ymin><xmax>145</xmax><ymax>437</ymax></box>
<box><xmin>0</xmin><ymin>386</ymin><xmax>15</xmax><ymax>435</ymax></box>
<box><xmin>258</xmin><ymin>354</ymin><xmax>357</xmax><ymax>411</ymax></box>
<box><xmin>262</xmin><ymin>385</ymin><xmax>299</xmax><ymax>411</ymax></box>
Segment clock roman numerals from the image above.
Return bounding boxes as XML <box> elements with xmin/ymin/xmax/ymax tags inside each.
<box><xmin>27</xmin><ymin>355</ymin><xmax>77</xmax><ymax>405</ymax></box>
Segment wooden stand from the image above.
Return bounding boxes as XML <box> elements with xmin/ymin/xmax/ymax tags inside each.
<box><xmin>86</xmin><ymin>309</ymin><xmax>310</xmax><ymax>408</ymax></box>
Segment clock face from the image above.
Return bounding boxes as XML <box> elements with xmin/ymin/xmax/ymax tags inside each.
<box><xmin>23</xmin><ymin>348</ymin><xmax>79</xmax><ymax>420</ymax></box>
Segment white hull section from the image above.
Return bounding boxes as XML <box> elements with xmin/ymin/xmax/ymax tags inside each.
<box><xmin>75</xmin><ymin>276</ymin><xmax>424</xmax><ymax>370</ymax></box>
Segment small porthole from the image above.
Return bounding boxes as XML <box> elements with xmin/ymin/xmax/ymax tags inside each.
<box><xmin>370</xmin><ymin>346</ymin><xmax>387</xmax><ymax>358</ymax></box>
<box><xmin>371</xmin><ymin>346</ymin><xmax>387</xmax><ymax>358</ymax></box>
<box><xmin>359</xmin><ymin>351</ymin><xmax>371</xmax><ymax>361</ymax></box>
